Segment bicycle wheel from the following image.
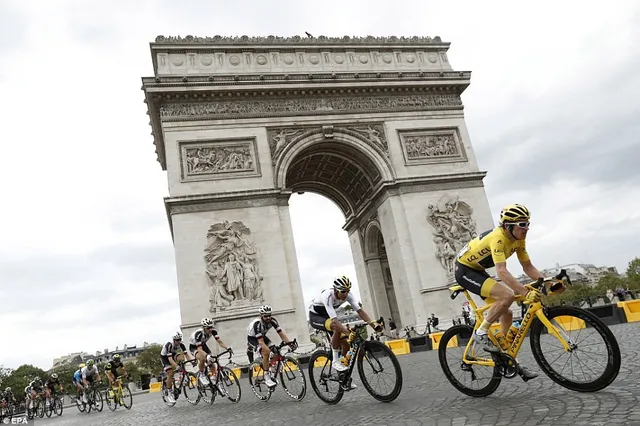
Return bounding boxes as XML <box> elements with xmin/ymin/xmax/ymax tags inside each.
<box><xmin>438</xmin><ymin>324</ymin><xmax>502</xmax><ymax>397</ymax></box>
<box><xmin>182</xmin><ymin>372</ymin><xmax>201</xmax><ymax>405</ymax></box>
<box><xmin>44</xmin><ymin>399</ymin><xmax>52</xmax><ymax>417</ymax></box>
<box><xmin>280</xmin><ymin>355</ymin><xmax>306</xmax><ymax>401</ymax></box>
<box><xmin>218</xmin><ymin>366</ymin><xmax>241</xmax><ymax>403</ymax></box>
<box><xmin>120</xmin><ymin>386</ymin><xmax>133</xmax><ymax>409</ymax></box>
<box><xmin>92</xmin><ymin>388</ymin><xmax>104</xmax><ymax>412</ymax></box>
<box><xmin>106</xmin><ymin>388</ymin><xmax>118</xmax><ymax>411</ymax></box>
<box><xmin>307</xmin><ymin>349</ymin><xmax>344</xmax><ymax>405</ymax></box>
<box><xmin>37</xmin><ymin>401</ymin><xmax>44</xmax><ymax>418</ymax></box>
<box><xmin>75</xmin><ymin>395</ymin><xmax>86</xmax><ymax>413</ymax></box>
<box><xmin>248</xmin><ymin>360</ymin><xmax>273</xmax><ymax>401</ymax></box>
<box><xmin>54</xmin><ymin>397</ymin><xmax>63</xmax><ymax>416</ymax></box>
<box><xmin>357</xmin><ymin>340</ymin><xmax>403</xmax><ymax>402</ymax></box>
<box><xmin>529</xmin><ymin>306</ymin><xmax>621</xmax><ymax>392</ymax></box>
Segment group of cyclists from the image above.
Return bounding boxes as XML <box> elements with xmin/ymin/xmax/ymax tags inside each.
<box><xmin>12</xmin><ymin>203</ymin><xmax>549</xmax><ymax>413</ymax></box>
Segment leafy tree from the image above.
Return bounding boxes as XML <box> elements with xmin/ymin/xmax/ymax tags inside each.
<box><xmin>135</xmin><ymin>345</ymin><xmax>163</xmax><ymax>376</ymax></box>
<box><xmin>51</xmin><ymin>363</ymin><xmax>81</xmax><ymax>389</ymax></box>
<box><xmin>595</xmin><ymin>274</ymin><xmax>626</xmax><ymax>294</ymax></box>
<box><xmin>627</xmin><ymin>257</ymin><xmax>640</xmax><ymax>280</ymax></box>
<box><xmin>3</xmin><ymin>365</ymin><xmax>47</xmax><ymax>403</ymax></box>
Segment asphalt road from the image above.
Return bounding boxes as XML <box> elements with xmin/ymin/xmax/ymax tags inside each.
<box><xmin>31</xmin><ymin>322</ymin><xmax>640</xmax><ymax>426</ymax></box>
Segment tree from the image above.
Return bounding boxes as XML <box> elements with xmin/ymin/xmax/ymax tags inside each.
<box><xmin>627</xmin><ymin>257</ymin><xmax>640</xmax><ymax>280</ymax></box>
<box><xmin>135</xmin><ymin>345</ymin><xmax>163</xmax><ymax>376</ymax></box>
<box><xmin>3</xmin><ymin>364</ymin><xmax>47</xmax><ymax>403</ymax></box>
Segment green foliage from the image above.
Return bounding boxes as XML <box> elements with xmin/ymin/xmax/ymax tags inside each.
<box><xmin>51</xmin><ymin>363</ymin><xmax>79</xmax><ymax>389</ymax></box>
<box><xmin>135</xmin><ymin>345</ymin><xmax>163</xmax><ymax>376</ymax></box>
<box><xmin>627</xmin><ymin>257</ymin><xmax>640</xmax><ymax>279</ymax></box>
<box><xmin>2</xmin><ymin>364</ymin><xmax>47</xmax><ymax>403</ymax></box>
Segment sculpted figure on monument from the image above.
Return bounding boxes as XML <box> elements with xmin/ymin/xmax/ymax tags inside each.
<box><xmin>185</xmin><ymin>146</ymin><xmax>253</xmax><ymax>175</ymax></box>
<box><xmin>204</xmin><ymin>220</ymin><xmax>265</xmax><ymax>311</ymax></box>
<box><xmin>269</xmin><ymin>128</ymin><xmax>306</xmax><ymax>162</ymax></box>
<box><xmin>350</xmin><ymin>125</ymin><xmax>388</xmax><ymax>151</ymax></box>
<box><xmin>426</xmin><ymin>195</ymin><xmax>477</xmax><ymax>274</ymax></box>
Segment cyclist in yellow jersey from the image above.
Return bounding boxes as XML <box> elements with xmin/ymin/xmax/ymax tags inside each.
<box><xmin>454</xmin><ymin>204</ymin><xmax>544</xmax><ymax>381</ymax></box>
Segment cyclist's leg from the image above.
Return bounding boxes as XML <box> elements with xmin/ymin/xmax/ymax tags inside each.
<box><xmin>106</xmin><ymin>370</ymin><xmax>115</xmax><ymax>391</ymax></box>
<box><xmin>161</xmin><ymin>356</ymin><xmax>174</xmax><ymax>390</ymax></box>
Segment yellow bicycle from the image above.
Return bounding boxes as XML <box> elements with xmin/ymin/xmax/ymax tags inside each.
<box><xmin>438</xmin><ymin>269</ymin><xmax>621</xmax><ymax>397</ymax></box>
<box><xmin>105</xmin><ymin>375</ymin><xmax>132</xmax><ymax>410</ymax></box>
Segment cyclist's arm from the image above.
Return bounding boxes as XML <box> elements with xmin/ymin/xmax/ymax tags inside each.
<box><xmin>271</xmin><ymin>318</ymin><xmax>290</xmax><ymax>342</ymax></box>
<box><xmin>518</xmin><ymin>244</ymin><xmax>544</xmax><ymax>281</ymax></box>
<box><xmin>212</xmin><ymin>330</ymin><xmax>230</xmax><ymax>350</ymax></box>
<box><xmin>494</xmin><ymin>262</ymin><xmax>528</xmax><ymax>296</ymax></box>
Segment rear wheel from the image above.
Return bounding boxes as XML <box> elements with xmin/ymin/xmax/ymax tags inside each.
<box><xmin>530</xmin><ymin>306</ymin><xmax>621</xmax><ymax>392</ymax></box>
<box><xmin>438</xmin><ymin>324</ymin><xmax>502</xmax><ymax>397</ymax></box>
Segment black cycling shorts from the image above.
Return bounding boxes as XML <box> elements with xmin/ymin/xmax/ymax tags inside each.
<box><xmin>454</xmin><ymin>261</ymin><xmax>497</xmax><ymax>299</ymax></box>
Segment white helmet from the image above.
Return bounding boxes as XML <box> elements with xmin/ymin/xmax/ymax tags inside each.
<box><xmin>172</xmin><ymin>331</ymin><xmax>183</xmax><ymax>340</ymax></box>
<box><xmin>201</xmin><ymin>317</ymin><xmax>214</xmax><ymax>327</ymax></box>
<box><xmin>259</xmin><ymin>305</ymin><xmax>272</xmax><ymax>315</ymax></box>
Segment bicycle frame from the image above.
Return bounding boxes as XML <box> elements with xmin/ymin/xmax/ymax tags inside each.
<box><xmin>452</xmin><ymin>273</ymin><xmax>572</xmax><ymax>367</ymax></box>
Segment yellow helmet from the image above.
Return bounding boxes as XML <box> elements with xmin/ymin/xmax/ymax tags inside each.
<box><xmin>499</xmin><ymin>204</ymin><xmax>531</xmax><ymax>224</ymax></box>
<box><xmin>79</xmin><ymin>363</ymin><xmax>86</xmax><ymax>369</ymax></box>
<box><xmin>333</xmin><ymin>276</ymin><xmax>352</xmax><ymax>292</ymax></box>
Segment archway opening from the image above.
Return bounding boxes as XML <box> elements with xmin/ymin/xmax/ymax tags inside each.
<box><xmin>364</xmin><ymin>224</ymin><xmax>402</xmax><ymax>332</ymax></box>
<box><xmin>284</xmin><ymin>138</ymin><xmax>387</xmax><ymax>334</ymax></box>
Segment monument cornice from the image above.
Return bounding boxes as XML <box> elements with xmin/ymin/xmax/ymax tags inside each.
<box><xmin>152</xmin><ymin>34</ymin><xmax>450</xmax><ymax>47</ymax></box>
<box><xmin>141</xmin><ymin>70</ymin><xmax>471</xmax><ymax>88</ymax></box>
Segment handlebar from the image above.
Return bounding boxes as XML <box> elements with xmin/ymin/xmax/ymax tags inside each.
<box><xmin>269</xmin><ymin>338</ymin><xmax>298</xmax><ymax>354</ymax></box>
<box><xmin>530</xmin><ymin>268</ymin><xmax>572</xmax><ymax>295</ymax></box>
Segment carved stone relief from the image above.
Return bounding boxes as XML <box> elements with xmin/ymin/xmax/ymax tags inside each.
<box><xmin>359</xmin><ymin>211</ymin><xmax>380</xmax><ymax>244</ymax></box>
<box><xmin>267</xmin><ymin>123</ymin><xmax>389</xmax><ymax>165</ymax></box>
<box><xmin>179</xmin><ymin>138</ymin><xmax>261</xmax><ymax>181</ymax></box>
<box><xmin>204</xmin><ymin>220</ymin><xmax>265</xmax><ymax>313</ymax></box>
<box><xmin>160</xmin><ymin>94</ymin><xmax>462</xmax><ymax>121</ymax></box>
<box><xmin>426</xmin><ymin>194</ymin><xmax>477</xmax><ymax>275</ymax></box>
<box><xmin>398</xmin><ymin>127</ymin><xmax>467</xmax><ymax>166</ymax></box>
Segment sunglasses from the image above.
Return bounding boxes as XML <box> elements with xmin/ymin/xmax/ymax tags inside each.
<box><xmin>337</xmin><ymin>290</ymin><xmax>349</xmax><ymax>294</ymax></box>
<box><xmin>261</xmin><ymin>315</ymin><xmax>272</xmax><ymax>319</ymax></box>
<box><xmin>514</xmin><ymin>221</ymin><xmax>530</xmax><ymax>229</ymax></box>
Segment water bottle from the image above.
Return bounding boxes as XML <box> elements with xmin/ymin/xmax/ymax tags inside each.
<box><xmin>341</xmin><ymin>349</ymin><xmax>354</xmax><ymax>366</ymax></box>
<box><xmin>492</xmin><ymin>330</ymin><xmax>509</xmax><ymax>351</ymax></box>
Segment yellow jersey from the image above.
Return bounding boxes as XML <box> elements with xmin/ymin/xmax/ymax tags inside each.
<box><xmin>456</xmin><ymin>227</ymin><xmax>530</xmax><ymax>270</ymax></box>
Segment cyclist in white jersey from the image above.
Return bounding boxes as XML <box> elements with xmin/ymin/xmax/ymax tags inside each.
<box><xmin>80</xmin><ymin>359</ymin><xmax>101</xmax><ymax>403</ymax></box>
<box><xmin>308</xmin><ymin>276</ymin><xmax>382</xmax><ymax>373</ymax></box>
<box><xmin>246</xmin><ymin>304</ymin><xmax>297</xmax><ymax>388</ymax></box>
<box><xmin>189</xmin><ymin>317</ymin><xmax>233</xmax><ymax>386</ymax></box>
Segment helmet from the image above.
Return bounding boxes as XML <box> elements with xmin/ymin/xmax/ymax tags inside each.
<box><xmin>113</xmin><ymin>354</ymin><xmax>120</xmax><ymax>360</ymax></box>
<box><xmin>172</xmin><ymin>331</ymin><xmax>183</xmax><ymax>340</ymax></box>
<box><xmin>259</xmin><ymin>305</ymin><xmax>272</xmax><ymax>315</ymax></box>
<box><xmin>51</xmin><ymin>373</ymin><xmax>58</xmax><ymax>379</ymax></box>
<box><xmin>79</xmin><ymin>363</ymin><xmax>86</xmax><ymax>369</ymax></box>
<box><xmin>33</xmin><ymin>377</ymin><xmax>40</xmax><ymax>382</ymax></box>
<box><xmin>333</xmin><ymin>276</ymin><xmax>352</xmax><ymax>292</ymax></box>
<box><xmin>201</xmin><ymin>317</ymin><xmax>214</xmax><ymax>327</ymax></box>
<box><xmin>499</xmin><ymin>204</ymin><xmax>531</xmax><ymax>224</ymax></box>
<box><xmin>87</xmin><ymin>359</ymin><xmax>94</xmax><ymax>366</ymax></box>
<box><xmin>5</xmin><ymin>387</ymin><xmax>10</xmax><ymax>392</ymax></box>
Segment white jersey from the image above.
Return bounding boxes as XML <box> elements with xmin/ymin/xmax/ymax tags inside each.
<box><xmin>309</xmin><ymin>288</ymin><xmax>361</xmax><ymax>318</ymax></box>
<box><xmin>81</xmin><ymin>365</ymin><xmax>99</xmax><ymax>379</ymax></box>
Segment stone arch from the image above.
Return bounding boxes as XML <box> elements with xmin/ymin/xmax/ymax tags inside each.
<box><xmin>275</xmin><ymin>130</ymin><xmax>394</xmax><ymax>218</ymax></box>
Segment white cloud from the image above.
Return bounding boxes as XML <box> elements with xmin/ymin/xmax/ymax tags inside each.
<box><xmin>1</xmin><ymin>0</ymin><xmax>639</xmax><ymax>370</ymax></box>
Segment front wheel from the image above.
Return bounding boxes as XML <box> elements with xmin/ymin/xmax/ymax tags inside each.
<box><xmin>530</xmin><ymin>305</ymin><xmax>621</xmax><ymax>392</ymax></box>
<box><xmin>307</xmin><ymin>349</ymin><xmax>344</xmax><ymax>405</ymax></box>
<box><xmin>280</xmin><ymin>355</ymin><xmax>306</xmax><ymax>401</ymax></box>
<box><xmin>357</xmin><ymin>341</ymin><xmax>403</xmax><ymax>402</ymax></box>
<box><xmin>438</xmin><ymin>324</ymin><xmax>502</xmax><ymax>397</ymax></box>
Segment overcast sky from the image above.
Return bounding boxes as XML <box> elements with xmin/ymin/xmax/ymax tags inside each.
<box><xmin>1</xmin><ymin>0</ymin><xmax>639</xmax><ymax>370</ymax></box>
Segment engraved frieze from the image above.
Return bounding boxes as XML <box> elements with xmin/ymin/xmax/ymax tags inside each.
<box><xmin>398</xmin><ymin>128</ymin><xmax>467</xmax><ymax>165</ymax></box>
<box><xmin>160</xmin><ymin>94</ymin><xmax>462</xmax><ymax>121</ymax></box>
<box><xmin>154</xmin><ymin>35</ymin><xmax>444</xmax><ymax>45</ymax></box>
<box><xmin>179</xmin><ymin>138</ymin><xmax>261</xmax><ymax>181</ymax></box>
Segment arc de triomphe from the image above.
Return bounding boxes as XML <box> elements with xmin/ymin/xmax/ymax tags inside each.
<box><xmin>141</xmin><ymin>34</ymin><xmax>494</xmax><ymax>354</ymax></box>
